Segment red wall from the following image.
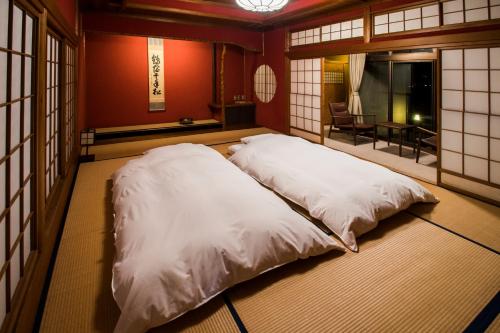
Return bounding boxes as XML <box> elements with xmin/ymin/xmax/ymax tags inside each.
<box><xmin>55</xmin><ymin>0</ymin><xmax>76</xmax><ymax>30</ymax></box>
<box><xmin>85</xmin><ymin>32</ymin><xmax>214</xmax><ymax>128</ymax></box>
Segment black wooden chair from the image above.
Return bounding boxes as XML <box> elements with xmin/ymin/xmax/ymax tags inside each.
<box><xmin>415</xmin><ymin>127</ymin><xmax>437</xmax><ymax>163</ymax></box>
<box><xmin>328</xmin><ymin>102</ymin><xmax>376</xmax><ymax>146</ymax></box>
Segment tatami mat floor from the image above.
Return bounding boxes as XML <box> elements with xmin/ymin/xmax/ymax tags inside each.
<box><xmin>39</xmin><ymin>128</ymin><xmax>500</xmax><ymax>333</ymax></box>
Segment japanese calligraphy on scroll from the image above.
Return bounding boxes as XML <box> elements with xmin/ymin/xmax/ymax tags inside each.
<box><xmin>148</xmin><ymin>38</ymin><xmax>165</xmax><ymax>111</ymax></box>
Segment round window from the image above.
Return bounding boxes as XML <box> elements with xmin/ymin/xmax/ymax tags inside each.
<box><xmin>254</xmin><ymin>64</ymin><xmax>277</xmax><ymax>103</ymax></box>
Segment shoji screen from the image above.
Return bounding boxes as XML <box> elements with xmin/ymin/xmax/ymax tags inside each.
<box><xmin>441</xmin><ymin>47</ymin><xmax>500</xmax><ymax>201</ymax></box>
<box><xmin>64</xmin><ymin>45</ymin><xmax>76</xmax><ymax>166</ymax></box>
<box><xmin>0</xmin><ymin>0</ymin><xmax>36</xmax><ymax>324</ymax></box>
<box><xmin>290</xmin><ymin>58</ymin><xmax>322</xmax><ymax>142</ymax></box>
<box><xmin>45</xmin><ymin>33</ymin><xmax>61</xmax><ymax>198</ymax></box>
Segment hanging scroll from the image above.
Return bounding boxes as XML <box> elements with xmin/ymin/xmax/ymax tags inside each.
<box><xmin>148</xmin><ymin>37</ymin><xmax>165</xmax><ymax>111</ymax></box>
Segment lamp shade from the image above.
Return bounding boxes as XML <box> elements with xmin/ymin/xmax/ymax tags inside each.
<box><xmin>236</xmin><ymin>0</ymin><xmax>289</xmax><ymax>12</ymax></box>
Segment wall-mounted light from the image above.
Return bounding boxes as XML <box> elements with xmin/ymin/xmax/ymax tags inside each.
<box><xmin>413</xmin><ymin>114</ymin><xmax>422</xmax><ymax>122</ymax></box>
<box><xmin>80</xmin><ymin>128</ymin><xmax>95</xmax><ymax>162</ymax></box>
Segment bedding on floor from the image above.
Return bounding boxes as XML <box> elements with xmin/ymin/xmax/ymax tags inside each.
<box><xmin>111</xmin><ymin>143</ymin><xmax>342</xmax><ymax>333</ymax></box>
<box><xmin>229</xmin><ymin>134</ymin><xmax>439</xmax><ymax>251</ymax></box>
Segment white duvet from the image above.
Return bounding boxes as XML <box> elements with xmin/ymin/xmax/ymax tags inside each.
<box><xmin>229</xmin><ymin>134</ymin><xmax>438</xmax><ymax>251</ymax></box>
<box><xmin>111</xmin><ymin>143</ymin><xmax>342</xmax><ymax>332</ymax></box>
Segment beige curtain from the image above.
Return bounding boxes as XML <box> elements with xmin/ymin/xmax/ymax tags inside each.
<box><xmin>348</xmin><ymin>53</ymin><xmax>366</xmax><ymax>116</ymax></box>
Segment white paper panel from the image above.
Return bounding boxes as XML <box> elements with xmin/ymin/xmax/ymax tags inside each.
<box><xmin>304</xmin><ymin>119</ymin><xmax>312</xmax><ymax>132</ymax></box>
<box><xmin>464</xmin><ymin>155</ymin><xmax>488</xmax><ymax>180</ymax></box>
<box><xmin>492</xmin><ymin>6</ymin><xmax>500</xmax><ymax>19</ymax></box>
<box><xmin>312</xmin><ymin>108</ymin><xmax>320</xmax><ymax>121</ymax></box>
<box><xmin>443</xmin><ymin>0</ymin><xmax>464</xmax><ymax>12</ymax></box>
<box><xmin>490</xmin><ymin>70</ymin><xmax>500</xmax><ymax>92</ymax></box>
<box><xmin>464</xmin><ymin>70</ymin><xmax>488</xmax><ymax>91</ymax></box>
<box><xmin>291</xmin><ymin>60</ymin><xmax>297</xmax><ymax>71</ymax></box>
<box><xmin>313</xmin><ymin>96</ymin><xmax>321</xmax><ymax>108</ymax></box>
<box><xmin>331</xmin><ymin>23</ymin><xmax>340</xmax><ymax>32</ymax></box>
<box><xmin>0</xmin><ymin>52</ymin><xmax>6</xmax><ymax>104</ymax></box>
<box><xmin>442</xmin><ymin>110</ymin><xmax>463</xmax><ymax>131</ymax></box>
<box><xmin>491</xmin><ymin>161</ymin><xmax>500</xmax><ymax>184</ymax></box>
<box><xmin>352</xmin><ymin>18</ymin><xmax>363</xmax><ymax>28</ymax></box>
<box><xmin>442</xmin><ymin>130</ymin><xmax>463</xmax><ymax>152</ymax></box>
<box><xmin>10</xmin><ymin>102</ymin><xmax>20</xmax><ymax>149</ymax></box>
<box><xmin>10</xmin><ymin>246</ymin><xmax>20</xmax><ymax>299</ymax></box>
<box><xmin>389</xmin><ymin>22</ymin><xmax>404</xmax><ymax>33</ymax></box>
<box><xmin>491</xmin><ymin>93</ymin><xmax>500</xmax><ymax>115</ymax></box>
<box><xmin>405</xmin><ymin>8</ymin><xmax>421</xmax><ymax>19</ymax></box>
<box><xmin>297</xmin><ymin>117</ymin><xmax>304</xmax><ymax>129</ymax></box>
<box><xmin>23</xmin><ymin>220</ymin><xmax>31</xmax><ymax>264</ymax></box>
<box><xmin>0</xmin><ymin>272</ymin><xmax>5</xmax><ymax>326</ymax></box>
<box><xmin>24</xmin><ymin>58</ymin><xmax>32</xmax><ymax>96</ymax></box>
<box><xmin>12</xmin><ymin>54</ymin><xmax>21</xmax><ymax>101</ymax></box>
<box><xmin>341</xmin><ymin>21</ymin><xmax>352</xmax><ymax>30</ymax></box>
<box><xmin>389</xmin><ymin>11</ymin><xmax>404</xmax><ymax>22</ymax></box>
<box><xmin>0</xmin><ymin>218</ymin><xmax>4</xmax><ymax>262</ymax></box>
<box><xmin>23</xmin><ymin>139</ymin><xmax>30</xmax><ymax>180</ymax></box>
<box><xmin>298</xmin><ymin>59</ymin><xmax>304</xmax><ymax>71</ymax></box>
<box><xmin>352</xmin><ymin>28</ymin><xmax>363</xmax><ymax>37</ymax></box>
<box><xmin>23</xmin><ymin>180</ymin><xmax>30</xmax><ymax>220</ymax></box>
<box><xmin>374</xmin><ymin>14</ymin><xmax>388</xmax><ymax>25</ymax></box>
<box><xmin>464</xmin><ymin>113</ymin><xmax>488</xmax><ymax>135</ymax></box>
<box><xmin>464</xmin><ymin>134</ymin><xmax>488</xmax><ymax>158</ymax></box>
<box><xmin>490</xmin><ymin>138</ymin><xmax>500</xmax><ymax>161</ymax></box>
<box><xmin>422</xmin><ymin>4</ymin><xmax>439</xmax><ymax>16</ymax></box>
<box><xmin>443</xmin><ymin>12</ymin><xmax>464</xmax><ymax>24</ymax></box>
<box><xmin>465</xmin><ymin>7</ymin><xmax>489</xmax><ymax>21</ymax></box>
<box><xmin>465</xmin><ymin>91</ymin><xmax>489</xmax><ymax>113</ymax></box>
<box><xmin>10</xmin><ymin>149</ymin><xmax>20</xmax><ymax>199</ymax></box>
<box><xmin>374</xmin><ymin>24</ymin><xmax>389</xmax><ymax>35</ymax></box>
<box><xmin>491</xmin><ymin>116</ymin><xmax>500</xmax><ymax>138</ymax></box>
<box><xmin>10</xmin><ymin>197</ymin><xmax>20</xmax><ymax>248</ymax></box>
<box><xmin>312</xmin><ymin>121</ymin><xmax>321</xmax><ymax>134</ymax></box>
<box><xmin>331</xmin><ymin>32</ymin><xmax>341</xmax><ymax>40</ymax></box>
<box><xmin>442</xmin><ymin>90</ymin><xmax>463</xmax><ymax>110</ymax></box>
<box><xmin>0</xmin><ymin>0</ymin><xmax>8</xmax><ymax>48</ymax></box>
<box><xmin>0</xmin><ymin>162</ymin><xmax>4</xmax><ymax>213</ymax></box>
<box><xmin>465</xmin><ymin>48</ymin><xmax>488</xmax><ymax>69</ymax></box>
<box><xmin>442</xmin><ymin>149</ymin><xmax>463</xmax><ymax>173</ymax></box>
<box><xmin>442</xmin><ymin>70</ymin><xmax>463</xmax><ymax>90</ymax></box>
<box><xmin>12</xmin><ymin>6</ymin><xmax>23</xmax><ymax>52</ymax></box>
<box><xmin>0</xmin><ymin>107</ymin><xmax>5</xmax><ymax>158</ymax></box>
<box><xmin>442</xmin><ymin>50</ymin><xmax>463</xmax><ymax>69</ymax></box>
<box><xmin>25</xmin><ymin>15</ymin><xmax>33</xmax><ymax>55</ymax></box>
<box><xmin>306</xmin><ymin>36</ymin><xmax>313</xmax><ymax>45</ymax></box>
<box><xmin>340</xmin><ymin>30</ymin><xmax>352</xmax><ymax>39</ymax></box>
<box><xmin>405</xmin><ymin>19</ymin><xmax>421</xmax><ymax>30</ymax></box>
<box><xmin>422</xmin><ymin>16</ymin><xmax>440</xmax><ymax>28</ymax></box>
<box><xmin>290</xmin><ymin>116</ymin><xmax>297</xmax><ymax>127</ymax></box>
<box><xmin>465</xmin><ymin>0</ymin><xmax>488</xmax><ymax>9</ymax></box>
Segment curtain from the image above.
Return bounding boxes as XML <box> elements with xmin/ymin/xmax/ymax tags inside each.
<box><xmin>348</xmin><ymin>53</ymin><xmax>366</xmax><ymax>116</ymax></box>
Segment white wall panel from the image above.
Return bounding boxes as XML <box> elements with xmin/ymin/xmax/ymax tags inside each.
<box><xmin>442</xmin><ymin>110</ymin><xmax>463</xmax><ymax>131</ymax></box>
<box><xmin>491</xmin><ymin>161</ymin><xmax>500</xmax><ymax>184</ymax></box>
<box><xmin>465</xmin><ymin>48</ymin><xmax>488</xmax><ymax>69</ymax></box>
<box><xmin>464</xmin><ymin>155</ymin><xmax>488</xmax><ymax>180</ymax></box>
<box><xmin>442</xmin><ymin>150</ymin><xmax>463</xmax><ymax>173</ymax></box>
<box><xmin>442</xmin><ymin>90</ymin><xmax>463</xmax><ymax>110</ymax></box>
<box><xmin>464</xmin><ymin>70</ymin><xmax>488</xmax><ymax>91</ymax></box>
<box><xmin>464</xmin><ymin>134</ymin><xmax>488</xmax><ymax>158</ymax></box>
<box><xmin>442</xmin><ymin>49</ymin><xmax>463</xmax><ymax>69</ymax></box>
<box><xmin>490</xmin><ymin>138</ymin><xmax>500</xmax><ymax>161</ymax></box>
<box><xmin>465</xmin><ymin>91</ymin><xmax>489</xmax><ymax>113</ymax></box>
<box><xmin>491</xmin><ymin>116</ymin><xmax>500</xmax><ymax>138</ymax></box>
<box><xmin>442</xmin><ymin>70</ymin><xmax>463</xmax><ymax>90</ymax></box>
<box><xmin>442</xmin><ymin>130</ymin><xmax>463</xmax><ymax>152</ymax></box>
<box><xmin>464</xmin><ymin>113</ymin><xmax>488</xmax><ymax>135</ymax></box>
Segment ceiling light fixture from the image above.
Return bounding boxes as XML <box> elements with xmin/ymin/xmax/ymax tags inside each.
<box><xmin>236</xmin><ymin>0</ymin><xmax>289</xmax><ymax>12</ymax></box>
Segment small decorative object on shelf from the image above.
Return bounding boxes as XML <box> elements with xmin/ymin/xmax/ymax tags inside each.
<box><xmin>179</xmin><ymin>117</ymin><xmax>194</xmax><ymax>125</ymax></box>
<box><xmin>80</xmin><ymin>128</ymin><xmax>95</xmax><ymax>162</ymax></box>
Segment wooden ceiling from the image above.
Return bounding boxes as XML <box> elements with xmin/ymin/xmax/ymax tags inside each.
<box><xmin>80</xmin><ymin>0</ymin><xmax>370</xmax><ymax>29</ymax></box>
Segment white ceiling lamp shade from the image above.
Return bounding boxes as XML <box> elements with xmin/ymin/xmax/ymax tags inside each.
<box><xmin>236</xmin><ymin>0</ymin><xmax>289</xmax><ymax>12</ymax></box>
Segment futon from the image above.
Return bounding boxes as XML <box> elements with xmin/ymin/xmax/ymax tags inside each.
<box><xmin>111</xmin><ymin>143</ymin><xmax>342</xmax><ymax>333</ymax></box>
<box><xmin>229</xmin><ymin>134</ymin><xmax>438</xmax><ymax>251</ymax></box>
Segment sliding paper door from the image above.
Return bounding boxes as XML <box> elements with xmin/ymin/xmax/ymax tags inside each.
<box><xmin>290</xmin><ymin>58</ymin><xmax>323</xmax><ymax>143</ymax></box>
<box><xmin>0</xmin><ymin>0</ymin><xmax>36</xmax><ymax>324</ymax></box>
<box><xmin>440</xmin><ymin>47</ymin><xmax>500</xmax><ymax>202</ymax></box>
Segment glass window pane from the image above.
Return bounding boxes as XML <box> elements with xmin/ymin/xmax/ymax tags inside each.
<box><xmin>12</xmin><ymin>5</ymin><xmax>23</xmax><ymax>52</ymax></box>
<box><xmin>0</xmin><ymin>51</ymin><xmax>6</xmax><ymax>103</ymax></box>
<box><xmin>12</xmin><ymin>54</ymin><xmax>21</xmax><ymax>100</ymax></box>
